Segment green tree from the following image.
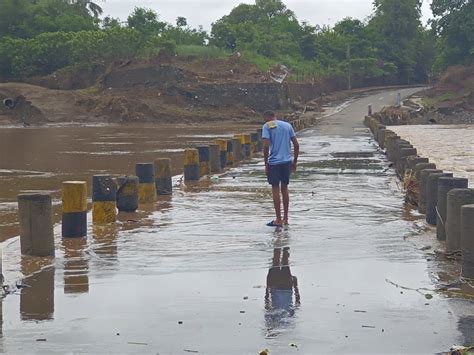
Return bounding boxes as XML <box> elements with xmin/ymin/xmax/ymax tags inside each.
<box><xmin>431</xmin><ymin>0</ymin><xmax>474</xmax><ymax>69</ymax></box>
<box><xmin>367</xmin><ymin>0</ymin><xmax>423</xmax><ymax>83</ymax></box>
<box><xmin>127</xmin><ymin>7</ymin><xmax>166</xmax><ymax>35</ymax></box>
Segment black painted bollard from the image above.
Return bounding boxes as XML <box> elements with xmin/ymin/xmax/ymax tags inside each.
<box><xmin>418</xmin><ymin>169</ymin><xmax>442</xmax><ymax>214</ymax></box>
<box><xmin>136</xmin><ymin>163</ymin><xmax>156</xmax><ymax>204</ymax></box>
<box><xmin>197</xmin><ymin>145</ymin><xmax>211</xmax><ymax>176</ymax></box>
<box><xmin>461</xmin><ymin>204</ymin><xmax>474</xmax><ymax>279</ymax></box>
<box><xmin>446</xmin><ymin>189</ymin><xmax>474</xmax><ymax>253</ymax></box>
<box><xmin>426</xmin><ymin>172</ymin><xmax>452</xmax><ymax>225</ymax></box>
<box><xmin>62</xmin><ymin>181</ymin><xmax>88</xmax><ymax>238</ymax></box>
<box><xmin>18</xmin><ymin>192</ymin><xmax>55</xmax><ymax>256</ymax></box>
<box><xmin>209</xmin><ymin>144</ymin><xmax>221</xmax><ymax>173</ymax></box>
<box><xmin>436</xmin><ymin>177</ymin><xmax>469</xmax><ymax>241</ymax></box>
<box><xmin>184</xmin><ymin>148</ymin><xmax>200</xmax><ymax>181</ymax></box>
<box><xmin>155</xmin><ymin>158</ymin><xmax>173</xmax><ymax>195</ymax></box>
<box><xmin>116</xmin><ymin>176</ymin><xmax>139</xmax><ymax>212</ymax></box>
<box><xmin>92</xmin><ymin>175</ymin><xmax>117</xmax><ymax>224</ymax></box>
<box><xmin>215</xmin><ymin>139</ymin><xmax>228</xmax><ymax>169</ymax></box>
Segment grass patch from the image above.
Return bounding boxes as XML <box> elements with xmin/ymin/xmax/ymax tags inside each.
<box><xmin>176</xmin><ymin>45</ymin><xmax>230</xmax><ymax>59</ymax></box>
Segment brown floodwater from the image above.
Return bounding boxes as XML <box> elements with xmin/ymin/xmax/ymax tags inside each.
<box><xmin>0</xmin><ymin>89</ymin><xmax>473</xmax><ymax>353</ymax></box>
<box><xmin>0</xmin><ymin>123</ymin><xmax>258</xmax><ymax>242</ymax></box>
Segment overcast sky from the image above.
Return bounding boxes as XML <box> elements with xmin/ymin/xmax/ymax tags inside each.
<box><xmin>101</xmin><ymin>0</ymin><xmax>433</xmax><ymax>30</ymax></box>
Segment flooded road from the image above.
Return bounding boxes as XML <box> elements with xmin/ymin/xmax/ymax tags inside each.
<box><xmin>1</xmin><ymin>88</ymin><xmax>473</xmax><ymax>353</ymax></box>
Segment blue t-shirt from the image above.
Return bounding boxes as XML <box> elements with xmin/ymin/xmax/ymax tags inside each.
<box><xmin>262</xmin><ymin>120</ymin><xmax>296</xmax><ymax>165</ymax></box>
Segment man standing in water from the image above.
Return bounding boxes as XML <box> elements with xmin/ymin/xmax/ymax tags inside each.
<box><xmin>262</xmin><ymin>110</ymin><xmax>299</xmax><ymax>227</ymax></box>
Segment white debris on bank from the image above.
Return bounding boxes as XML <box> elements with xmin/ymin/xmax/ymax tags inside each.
<box><xmin>390</xmin><ymin>125</ymin><xmax>474</xmax><ymax>185</ymax></box>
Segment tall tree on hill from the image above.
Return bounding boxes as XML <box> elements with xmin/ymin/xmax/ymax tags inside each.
<box><xmin>367</xmin><ymin>0</ymin><xmax>423</xmax><ymax>83</ymax></box>
<box><xmin>431</xmin><ymin>0</ymin><xmax>474</xmax><ymax>69</ymax></box>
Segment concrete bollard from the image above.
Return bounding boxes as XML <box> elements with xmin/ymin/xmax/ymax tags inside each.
<box><xmin>116</xmin><ymin>176</ymin><xmax>139</xmax><ymax>212</ymax></box>
<box><xmin>461</xmin><ymin>204</ymin><xmax>474</xmax><ymax>279</ymax></box>
<box><xmin>92</xmin><ymin>175</ymin><xmax>117</xmax><ymax>224</ymax></box>
<box><xmin>62</xmin><ymin>181</ymin><xmax>88</xmax><ymax>238</ymax></box>
<box><xmin>232</xmin><ymin>138</ymin><xmax>242</xmax><ymax>163</ymax></box>
<box><xmin>414</xmin><ymin>163</ymin><xmax>437</xmax><ymax>181</ymax></box>
<box><xmin>418</xmin><ymin>169</ymin><xmax>442</xmax><ymax>214</ymax></box>
<box><xmin>17</xmin><ymin>192</ymin><xmax>55</xmax><ymax>256</ymax></box>
<box><xmin>234</xmin><ymin>134</ymin><xmax>246</xmax><ymax>159</ymax></box>
<box><xmin>436</xmin><ymin>177</ymin><xmax>469</xmax><ymax>241</ymax></box>
<box><xmin>154</xmin><ymin>158</ymin><xmax>172</xmax><ymax>196</ymax></box>
<box><xmin>256</xmin><ymin>129</ymin><xmax>263</xmax><ymax>152</ymax></box>
<box><xmin>250</xmin><ymin>133</ymin><xmax>259</xmax><ymax>154</ymax></box>
<box><xmin>426</xmin><ymin>172</ymin><xmax>453</xmax><ymax>225</ymax></box>
<box><xmin>386</xmin><ymin>137</ymin><xmax>404</xmax><ymax>161</ymax></box>
<box><xmin>393</xmin><ymin>142</ymin><xmax>413</xmax><ymax>162</ymax></box>
<box><xmin>136</xmin><ymin>163</ymin><xmax>156</xmax><ymax>204</ymax></box>
<box><xmin>378</xmin><ymin>128</ymin><xmax>387</xmax><ymax>149</ymax></box>
<box><xmin>226</xmin><ymin>140</ymin><xmax>234</xmax><ymax>166</ymax></box>
<box><xmin>209</xmin><ymin>144</ymin><xmax>221</xmax><ymax>173</ymax></box>
<box><xmin>368</xmin><ymin>104</ymin><xmax>373</xmax><ymax>116</ymax></box>
<box><xmin>407</xmin><ymin>157</ymin><xmax>429</xmax><ymax>171</ymax></box>
<box><xmin>184</xmin><ymin>148</ymin><xmax>200</xmax><ymax>181</ymax></box>
<box><xmin>397</xmin><ymin>148</ymin><xmax>417</xmax><ymax>175</ymax></box>
<box><xmin>446</xmin><ymin>189</ymin><xmax>474</xmax><ymax>253</ymax></box>
<box><xmin>215</xmin><ymin>139</ymin><xmax>228</xmax><ymax>169</ymax></box>
<box><xmin>197</xmin><ymin>145</ymin><xmax>211</xmax><ymax>176</ymax></box>
<box><xmin>243</xmin><ymin>134</ymin><xmax>252</xmax><ymax>159</ymax></box>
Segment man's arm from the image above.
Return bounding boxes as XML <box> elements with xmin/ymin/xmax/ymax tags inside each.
<box><xmin>291</xmin><ymin>136</ymin><xmax>299</xmax><ymax>172</ymax></box>
<box><xmin>263</xmin><ymin>138</ymin><xmax>270</xmax><ymax>175</ymax></box>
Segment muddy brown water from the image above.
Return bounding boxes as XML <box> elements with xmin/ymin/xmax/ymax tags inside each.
<box><xmin>0</xmin><ymin>123</ymin><xmax>258</xmax><ymax>242</ymax></box>
<box><xmin>0</xmin><ymin>89</ymin><xmax>473</xmax><ymax>353</ymax></box>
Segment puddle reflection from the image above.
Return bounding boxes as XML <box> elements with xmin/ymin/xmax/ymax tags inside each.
<box><xmin>264</xmin><ymin>247</ymin><xmax>300</xmax><ymax>338</ymax></box>
<box><xmin>20</xmin><ymin>257</ymin><xmax>55</xmax><ymax>321</ymax></box>
<box><xmin>62</xmin><ymin>238</ymin><xmax>89</xmax><ymax>294</ymax></box>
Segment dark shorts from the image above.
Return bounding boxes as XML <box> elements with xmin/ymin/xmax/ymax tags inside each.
<box><xmin>267</xmin><ymin>162</ymin><xmax>292</xmax><ymax>186</ymax></box>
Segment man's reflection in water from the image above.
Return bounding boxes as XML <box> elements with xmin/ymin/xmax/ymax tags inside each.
<box><xmin>265</xmin><ymin>247</ymin><xmax>300</xmax><ymax>336</ymax></box>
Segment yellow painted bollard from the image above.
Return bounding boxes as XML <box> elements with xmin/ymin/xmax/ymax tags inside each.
<box><xmin>62</xmin><ymin>181</ymin><xmax>87</xmax><ymax>238</ymax></box>
<box><xmin>184</xmin><ymin>148</ymin><xmax>200</xmax><ymax>181</ymax></box>
<box><xmin>136</xmin><ymin>163</ymin><xmax>156</xmax><ymax>204</ymax></box>
<box><xmin>197</xmin><ymin>145</ymin><xmax>211</xmax><ymax>176</ymax></box>
<box><xmin>234</xmin><ymin>134</ymin><xmax>245</xmax><ymax>160</ymax></box>
<box><xmin>226</xmin><ymin>140</ymin><xmax>234</xmax><ymax>166</ymax></box>
<box><xmin>92</xmin><ymin>175</ymin><xmax>117</xmax><ymax>224</ymax></box>
<box><xmin>154</xmin><ymin>158</ymin><xmax>172</xmax><ymax>195</ymax></box>
<box><xmin>215</xmin><ymin>139</ymin><xmax>228</xmax><ymax>169</ymax></box>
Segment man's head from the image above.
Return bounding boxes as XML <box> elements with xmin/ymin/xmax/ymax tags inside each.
<box><xmin>263</xmin><ymin>110</ymin><xmax>276</xmax><ymax>122</ymax></box>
